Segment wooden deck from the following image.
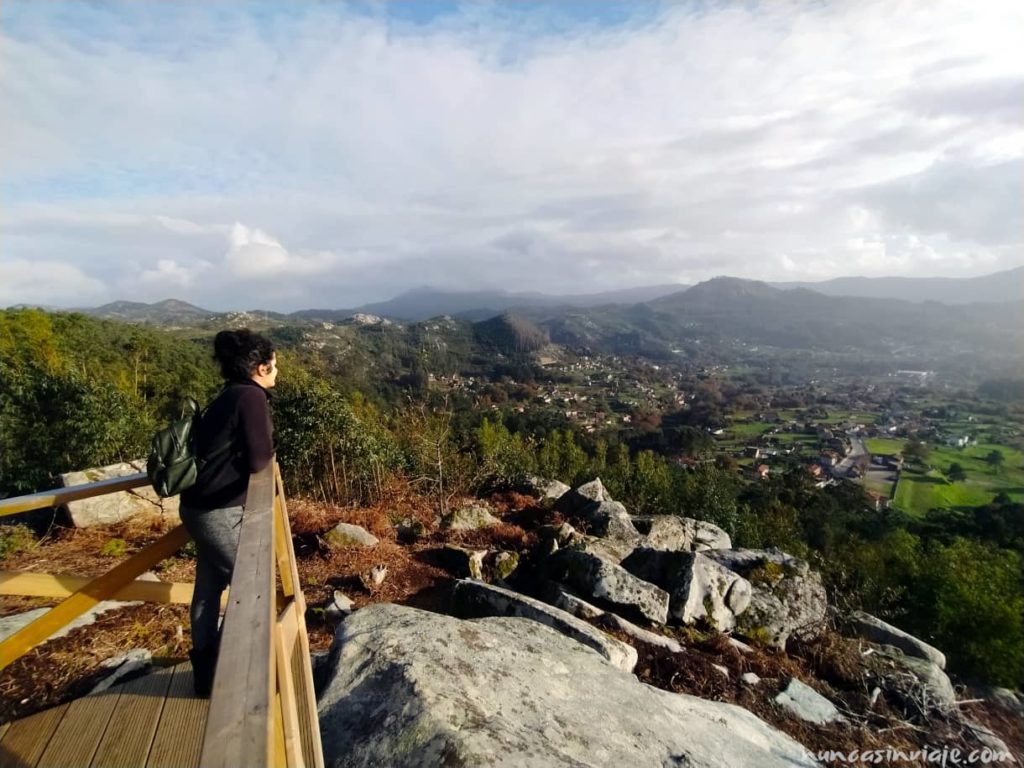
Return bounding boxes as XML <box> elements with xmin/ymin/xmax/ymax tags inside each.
<box><xmin>0</xmin><ymin>662</ymin><xmax>208</xmax><ymax>768</ymax></box>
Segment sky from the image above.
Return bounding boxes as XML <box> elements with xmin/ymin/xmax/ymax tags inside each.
<box><xmin>1</xmin><ymin>0</ymin><xmax>1022</xmax><ymax>312</ymax></box>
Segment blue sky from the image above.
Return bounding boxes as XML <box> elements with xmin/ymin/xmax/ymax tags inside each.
<box><xmin>1</xmin><ymin>0</ymin><xmax>1022</xmax><ymax>311</ymax></box>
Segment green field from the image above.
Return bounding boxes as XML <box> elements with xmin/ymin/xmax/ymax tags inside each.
<box><xmin>865</xmin><ymin>437</ymin><xmax>905</xmax><ymax>455</ymax></box>
<box><xmin>891</xmin><ymin>442</ymin><xmax>1024</xmax><ymax>517</ymax></box>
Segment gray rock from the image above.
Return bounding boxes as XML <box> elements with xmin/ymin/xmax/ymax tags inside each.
<box><xmin>603</xmin><ymin>613</ymin><xmax>684</xmax><ymax>654</ymax></box>
<box><xmin>774</xmin><ymin>678</ymin><xmax>845</xmax><ymax>725</ymax></box>
<box><xmin>637</xmin><ymin>515</ymin><xmax>693</xmax><ymax>551</ymax></box>
<box><xmin>691</xmin><ymin>519</ymin><xmax>731</xmax><ymax>551</ymax></box>
<box><xmin>318</xmin><ymin>604</ymin><xmax>819</xmax><ymax>768</ymax></box>
<box><xmin>845</xmin><ymin>611</ymin><xmax>946</xmax><ymax>670</ymax></box>
<box><xmin>0</xmin><ymin>600</ymin><xmax>139</xmax><ymax>644</ymax></box>
<box><xmin>452</xmin><ymin>580</ymin><xmax>637</xmax><ymax>673</ymax></box>
<box><xmin>442</xmin><ymin>503</ymin><xmax>500</xmax><ymax>531</ymax></box>
<box><xmin>579</xmin><ymin>501</ymin><xmax>644</xmax><ymax>543</ymax></box>
<box><xmin>520</xmin><ymin>475</ymin><xmax>571</xmax><ymax>501</ymax></box>
<box><xmin>581</xmin><ymin>534</ymin><xmax>642</xmax><ymax>565</ymax></box>
<box><xmin>89</xmin><ymin>649</ymin><xmax>152</xmax><ymax>694</ymax></box>
<box><xmin>549</xmin><ymin>549</ymin><xmax>670</xmax><ymax>625</ymax></box>
<box><xmin>540</xmin><ymin>582</ymin><xmax>606</xmax><ymax>621</ymax></box>
<box><xmin>555</xmin><ymin>478</ymin><xmax>613</xmax><ymax>515</ymax></box>
<box><xmin>620</xmin><ymin>549</ymin><xmax>751</xmax><ymax>630</ymax></box>
<box><xmin>741</xmin><ymin>672</ymin><xmax>761</xmax><ymax>685</ymax></box>
<box><xmin>712</xmin><ymin>664</ymin><xmax>730</xmax><ymax>678</ymax></box>
<box><xmin>60</xmin><ymin>460</ymin><xmax>178</xmax><ymax>528</ymax></box>
<box><xmin>704</xmin><ymin>548</ymin><xmax>826</xmax><ymax>648</ymax></box>
<box><xmin>628</xmin><ymin>516</ymin><xmax>731</xmax><ymax>553</ymax></box>
<box><xmin>324</xmin><ymin>523</ymin><xmax>379</xmax><ymax>549</ymax></box>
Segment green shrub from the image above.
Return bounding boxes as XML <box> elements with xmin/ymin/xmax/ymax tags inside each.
<box><xmin>100</xmin><ymin>538</ymin><xmax>127</xmax><ymax>557</ymax></box>
<box><xmin>0</xmin><ymin>524</ymin><xmax>36</xmax><ymax>560</ymax></box>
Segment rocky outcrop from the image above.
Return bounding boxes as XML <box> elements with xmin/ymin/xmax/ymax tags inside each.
<box><xmin>60</xmin><ymin>460</ymin><xmax>178</xmax><ymax>527</ymax></box>
<box><xmin>452</xmin><ymin>579</ymin><xmax>637</xmax><ymax>673</ymax></box>
<box><xmin>317</xmin><ymin>604</ymin><xmax>819</xmax><ymax>768</ymax></box>
<box><xmin>703</xmin><ymin>549</ymin><xmax>826</xmax><ymax>648</ymax></box>
<box><xmin>844</xmin><ymin>611</ymin><xmax>946</xmax><ymax>670</ymax></box>
<box><xmin>620</xmin><ymin>549</ymin><xmax>751</xmax><ymax>631</ymax></box>
<box><xmin>548</xmin><ymin>549</ymin><xmax>670</xmax><ymax>625</ymax></box>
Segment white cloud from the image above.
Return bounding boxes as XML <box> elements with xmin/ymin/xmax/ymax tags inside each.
<box><xmin>225</xmin><ymin>222</ymin><xmax>338</xmax><ymax>278</ymax></box>
<box><xmin>137</xmin><ymin>258</ymin><xmax>198</xmax><ymax>288</ymax></box>
<box><xmin>0</xmin><ymin>259</ymin><xmax>107</xmax><ymax>307</ymax></box>
<box><xmin>1</xmin><ymin>0</ymin><xmax>1022</xmax><ymax>309</ymax></box>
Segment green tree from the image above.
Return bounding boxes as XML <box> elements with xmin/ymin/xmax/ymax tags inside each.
<box><xmin>903</xmin><ymin>438</ymin><xmax>931</xmax><ymax>466</ymax></box>
<box><xmin>910</xmin><ymin>538</ymin><xmax>1024</xmax><ymax>686</ymax></box>
<box><xmin>946</xmin><ymin>462</ymin><xmax>967</xmax><ymax>483</ymax></box>
<box><xmin>985</xmin><ymin>449</ymin><xmax>1005</xmax><ymax>473</ymax></box>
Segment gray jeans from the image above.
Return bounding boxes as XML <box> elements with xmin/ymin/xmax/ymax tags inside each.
<box><xmin>179</xmin><ymin>504</ymin><xmax>244</xmax><ymax>653</ymax></box>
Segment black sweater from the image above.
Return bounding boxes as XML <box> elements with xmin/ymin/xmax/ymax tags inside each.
<box><xmin>181</xmin><ymin>379</ymin><xmax>273</xmax><ymax>511</ymax></box>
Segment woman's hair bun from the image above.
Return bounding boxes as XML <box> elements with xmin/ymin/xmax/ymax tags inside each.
<box><xmin>212</xmin><ymin>329</ymin><xmax>274</xmax><ymax>381</ymax></box>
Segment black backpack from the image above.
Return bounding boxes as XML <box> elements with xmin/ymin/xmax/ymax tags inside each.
<box><xmin>147</xmin><ymin>398</ymin><xmax>230</xmax><ymax>497</ymax></box>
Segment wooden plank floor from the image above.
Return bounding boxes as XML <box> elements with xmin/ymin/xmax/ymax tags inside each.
<box><xmin>0</xmin><ymin>662</ymin><xmax>208</xmax><ymax>768</ymax></box>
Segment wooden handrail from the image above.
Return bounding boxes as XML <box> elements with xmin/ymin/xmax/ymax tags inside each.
<box><xmin>200</xmin><ymin>465</ymin><xmax>277</xmax><ymax>766</ymax></box>
<box><xmin>0</xmin><ymin>472</ymin><xmax>150</xmax><ymax>518</ymax></box>
<box><xmin>0</xmin><ymin>461</ymin><xmax>324</xmax><ymax>767</ymax></box>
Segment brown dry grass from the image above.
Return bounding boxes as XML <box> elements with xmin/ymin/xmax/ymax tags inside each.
<box><xmin>598</xmin><ymin>621</ymin><xmax>1018</xmax><ymax>766</ymax></box>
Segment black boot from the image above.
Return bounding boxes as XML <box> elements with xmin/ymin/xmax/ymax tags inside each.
<box><xmin>189</xmin><ymin>646</ymin><xmax>219</xmax><ymax>698</ymax></box>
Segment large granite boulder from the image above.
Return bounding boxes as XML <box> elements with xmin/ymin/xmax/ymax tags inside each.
<box><xmin>630</xmin><ymin>515</ymin><xmax>731</xmax><ymax>553</ymax></box>
<box><xmin>620</xmin><ymin>549</ymin><xmax>751</xmax><ymax>631</ymax></box>
<box><xmin>60</xmin><ymin>460</ymin><xmax>178</xmax><ymax>528</ymax></box>
<box><xmin>548</xmin><ymin>549</ymin><xmax>670</xmax><ymax>625</ymax></box>
<box><xmin>703</xmin><ymin>549</ymin><xmax>826</xmax><ymax>648</ymax></box>
<box><xmin>452</xmin><ymin>580</ymin><xmax>636</xmax><ymax>672</ymax></box>
<box><xmin>844</xmin><ymin>611</ymin><xmax>946</xmax><ymax>670</ymax></box>
<box><xmin>317</xmin><ymin>604</ymin><xmax>819</xmax><ymax>768</ymax></box>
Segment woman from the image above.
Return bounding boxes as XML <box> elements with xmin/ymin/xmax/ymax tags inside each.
<box><xmin>180</xmin><ymin>328</ymin><xmax>277</xmax><ymax>696</ymax></box>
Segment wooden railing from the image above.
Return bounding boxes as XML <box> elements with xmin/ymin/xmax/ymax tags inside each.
<box><xmin>0</xmin><ymin>462</ymin><xmax>324</xmax><ymax>768</ymax></box>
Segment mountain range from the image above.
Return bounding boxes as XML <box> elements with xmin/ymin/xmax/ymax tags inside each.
<box><xmin>68</xmin><ymin>265</ymin><xmax>1024</xmax><ymax>325</ymax></box>
<box><xmin>35</xmin><ymin>266</ymin><xmax>1023</xmax><ymax>374</ymax></box>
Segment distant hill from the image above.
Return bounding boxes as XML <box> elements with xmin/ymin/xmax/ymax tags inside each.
<box><xmin>340</xmin><ymin>284</ymin><xmax>688</xmax><ymax>322</ymax></box>
<box><xmin>86</xmin><ymin>299</ymin><xmax>217</xmax><ymax>324</ymax></box>
<box><xmin>473</xmin><ymin>313</ymin><xmax>549</xmax><ymax>355</ymax></box>
<box><xmin>518</xmin><ymin>275</ymin><xmax>1024</xmax><ymax>371</ymax></box>
<box><xmin>770</xmin><ymin>266</ymin><xmax>1024</xmax><ymax>304</ymax></box>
